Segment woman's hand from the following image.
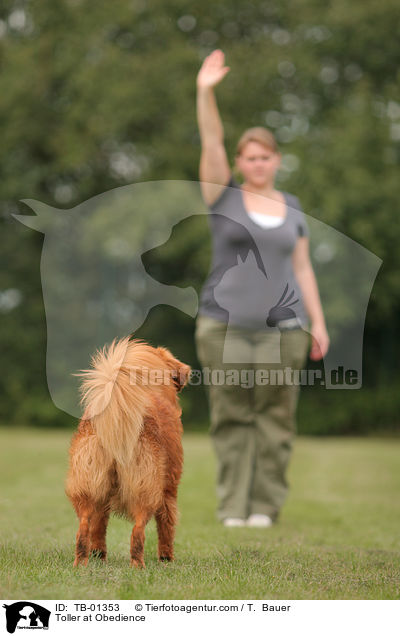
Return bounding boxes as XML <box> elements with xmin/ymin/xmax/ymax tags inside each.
<box><xmin>197</xmin><ymin>49</ymin><xmax>230</xmax><ymax>90</ymax></box>
<box><xmin>309</xmin><ymin>322</ymin><xmax>330</xmax><ymax>361</ymax></box>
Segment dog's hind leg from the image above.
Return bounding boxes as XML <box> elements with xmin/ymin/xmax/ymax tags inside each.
<box><xmin>89</xmin><ymin>507</ymin><xmax>110</xmax><ymax>561</ymax></box>
<box><xmin>155</xmin><ymin>492</ymin><xmax>178</xmax><ymax>563</ymax></box>
<box><xmin>130</xmin><ymin>509</ymin><xmax>151</xmax><ymax>569</ymax></box>
<box><xmin>74</xmin><ymin>502</ymin><xmax>94</xmax><ymax>567</ymax></box>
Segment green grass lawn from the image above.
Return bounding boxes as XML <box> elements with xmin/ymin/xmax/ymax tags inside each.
<box><xmin>0</xmin><ymin>427</ymin><xmax>399</xmax><ymax>599</ymax></box>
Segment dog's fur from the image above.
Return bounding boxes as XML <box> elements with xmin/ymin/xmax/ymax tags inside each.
<box><xmin>65</xmin><ymin>337</ymin><xmax>190</xmax><ymax>568</ymax></box>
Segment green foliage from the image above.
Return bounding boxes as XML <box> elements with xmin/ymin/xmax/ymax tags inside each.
<box><xmin>298</xmin><ymin>380</ymin><xmax>400</xmax><ymax>435</ymax></box>
<box><xmin>0</xmin><ymin>0</ymin><xmax>399</xmax><ymax>431</ymax></box>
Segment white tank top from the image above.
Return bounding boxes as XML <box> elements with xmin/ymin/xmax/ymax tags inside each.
<box><xmin>247</xmin><ymin>211</ymin><xmax>285</xmax><ymax>229</ymax></box>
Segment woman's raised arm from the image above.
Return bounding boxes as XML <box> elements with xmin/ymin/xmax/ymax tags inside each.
<box><xmin>196</xmin><ymin>50</ymin><xmax>231</xmax><ymax>205</ymax></box>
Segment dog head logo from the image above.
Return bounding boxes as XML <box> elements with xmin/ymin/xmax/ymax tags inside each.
<box><xmin>13</xmin><ymin>180</ymin><xmax>381</xmax><ymax>411</ymax></box>
<box><xmin>14</xmin><ymin>181</ymin><xmax>203</xmax><ymax>417</ymax></box>
<box><xmin>2</xmin><ymin>602</ymin><xmax>50</xmax><ymax>633</ymax></box>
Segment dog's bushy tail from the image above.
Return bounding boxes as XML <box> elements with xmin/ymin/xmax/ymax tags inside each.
<box><xmin>77</xmin><ymin>337</ymin><xmax>150</xmax><ymax>466</ymax></box>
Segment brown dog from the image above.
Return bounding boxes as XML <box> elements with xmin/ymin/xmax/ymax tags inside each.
<box><xmin>66</xmin><ymin>337</ymin><xmax>190</xmax><ymax>568</ymax></box>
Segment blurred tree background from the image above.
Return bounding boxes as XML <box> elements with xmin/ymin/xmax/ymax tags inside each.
<box><xmin>0</xmin><ymin>0</ymin><xmax>399</xmax><ymax>432</ymax></box>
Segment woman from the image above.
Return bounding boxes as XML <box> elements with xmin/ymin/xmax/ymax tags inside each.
<box><xmin>195</xmin><ymin>50</ymin><xmax>329</xmax><ymax>527</ymax></box>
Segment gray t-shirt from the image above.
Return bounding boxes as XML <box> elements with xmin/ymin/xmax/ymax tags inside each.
<box><xmin>198</xmin><ymin>175</ymin><xmax>309</xmax><ymax>330</ymax></box>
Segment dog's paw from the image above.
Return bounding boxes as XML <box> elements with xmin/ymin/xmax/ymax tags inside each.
<box><xmin>130</xmin><ymin>558</ymin><xmax>146</xmax><ymax>569</ymax></box>
<box><xmin>90</xmin><ymin>549</ymin><xmax>107</xmax><ymax>561</ymax></box>
<box><xmin>73</xmin><ymin>557</ymin><xmax>88</xmax><ymax>567</ymax></box>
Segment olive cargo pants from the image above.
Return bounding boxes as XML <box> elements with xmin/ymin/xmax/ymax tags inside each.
<box><xmin>195</xmin><ymin>315</ymin><xmax>310</xmax><ymax>522</ymax></box>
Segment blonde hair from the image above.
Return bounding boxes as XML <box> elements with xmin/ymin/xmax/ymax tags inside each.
<box><xmin>236</xmin><ymin>127</ymin><xmax>278</xmax><ymax>156</ymax></box>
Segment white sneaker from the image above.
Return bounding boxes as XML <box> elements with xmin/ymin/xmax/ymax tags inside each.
<box><xmin>223</xmin><ymin>517</ymin><xmax>246</xmax><ymax>527</ymax></box>
<box><xmin>246</xmin><ymin>514</ymin><xmax>273</xmax><ymax>528</ymax></box>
